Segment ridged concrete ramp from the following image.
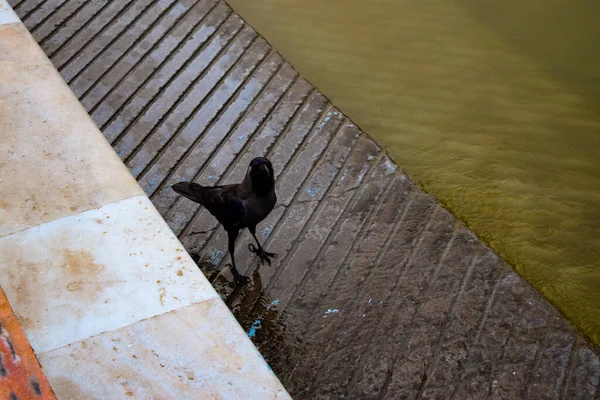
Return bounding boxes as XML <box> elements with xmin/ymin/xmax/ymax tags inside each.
<box><xmin>7</xmin><ymin>0</ymin><xmax>600</xmax><ymax>398</ymax></box>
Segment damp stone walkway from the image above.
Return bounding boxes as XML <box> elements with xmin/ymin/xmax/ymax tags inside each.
<box><xmin>7</xmin><ymin>0</ymin><xmax>600</xmax><ymax>398</ymax></box>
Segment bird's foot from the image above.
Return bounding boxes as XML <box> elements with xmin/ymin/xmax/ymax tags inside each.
<box><xmin>248</xmin><ymin>243</ymin><xmax>277</xmax><ymax>266</ymax></box>
<box><xmin>227</xmin><ymin>263</ymin><xmax>251</xmax><ymax>285</ymax></box>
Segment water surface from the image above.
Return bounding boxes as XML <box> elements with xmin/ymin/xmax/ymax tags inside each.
<box><xmin>226</xmin><ymin>0</ymin><xmax>600</xmax><ymax>345</ymax></box>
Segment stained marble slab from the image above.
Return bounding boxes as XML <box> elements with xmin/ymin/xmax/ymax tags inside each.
<box><xmin>0</xmin><ymin>196</ymin><xmax>219</xmax><ymax>353</ymax></box>
<box><xmin>39</xmin><ymin>298</ymin><xmax>291</xmax><ymax>400</ymax></box>
<box><xmin>0</xmin><ymin>21</ymin><xmax>142</xmax><ymax>237</ymax></box>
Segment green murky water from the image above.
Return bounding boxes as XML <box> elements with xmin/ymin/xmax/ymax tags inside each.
<box><xmin>226</xmin><ymin>0</ymin><xmax>600</xmax><ymax>345</ymax></box>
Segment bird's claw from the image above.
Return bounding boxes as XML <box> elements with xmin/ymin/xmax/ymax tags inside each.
<box><xmin>248</xmin><ymin>244</ymin><xmax>277</xmax><ymax>266</ymax></box>
<box><xmin>227</xmin><ymin>263</ymin><xmax>250</xmax><ymax>285</ymax></box>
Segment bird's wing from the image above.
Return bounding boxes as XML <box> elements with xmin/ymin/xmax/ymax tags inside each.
<box><xmin>202</xmin><ymin>186</ymin><xmax>247</xmax><ymax>228</ymax></box>
<box><xmin>172</xmin><ymin>182</ymin><xmax>247</xmax><ymax>228</ymax></box>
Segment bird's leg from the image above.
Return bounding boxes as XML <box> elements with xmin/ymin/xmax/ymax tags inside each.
<box><xmin>226</xmin><ymin>229</ymin><xmax>250</xmax><ymax>284</ymax></box>
<box><xmin>248</xmin><ymin>226</ymin><xmax>278</xmax><ymax>266</ymax></box>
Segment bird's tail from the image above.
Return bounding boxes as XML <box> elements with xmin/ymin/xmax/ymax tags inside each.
<box><xmin>171</xmin><ymin>182</ymin><xmax>205</xmax><ymax>203</ymax></box>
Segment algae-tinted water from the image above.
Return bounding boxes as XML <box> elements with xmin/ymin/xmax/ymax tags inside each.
<box><xmin>226</xmin><ymin>0</ymin><xmax>600</xmax><ymax>345</ymax></box>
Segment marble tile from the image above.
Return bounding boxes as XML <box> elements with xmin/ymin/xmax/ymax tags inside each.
<box><xmin>39</xmin><ymin>298</ymin><xmax>291</xmax><ymax>400</ymax></box>
<box><xmin>0</xmin><ymin>0</ymin><xmax>19</xmax><ymax>26</ymax></box>
<box><xmin>0</xmin><ymin>22</ymin><xmax>142</xmax><ymax>237</ymax></box>
<box><xmin>0</xmin><ymin>196</ymin><xmax>219</xmax><ymax>353</ymax></box>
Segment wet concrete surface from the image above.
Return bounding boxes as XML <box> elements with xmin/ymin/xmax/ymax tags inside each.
<box><xmin>8</xmin><ymin>0</ymin><xmax>600</xmax><ymax>398</ymax></box>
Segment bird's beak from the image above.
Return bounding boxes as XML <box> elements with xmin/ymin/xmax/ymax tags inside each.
<box><xmin>260</xmin><ymin>164</ymin><xmax>270</xmax><ymax>176</ymax></box>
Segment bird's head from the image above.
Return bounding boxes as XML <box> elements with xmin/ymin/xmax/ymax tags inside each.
<box><xmin>248</xmin><ymin>157</ymin><xmax>274</xmax><ymax>195</ymax></box>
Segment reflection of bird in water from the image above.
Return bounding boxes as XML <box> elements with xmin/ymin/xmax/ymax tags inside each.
<box><xmin>172</xmin><ymin>157</ymin><xmax>277</xmax><ymax>284</ymax></box>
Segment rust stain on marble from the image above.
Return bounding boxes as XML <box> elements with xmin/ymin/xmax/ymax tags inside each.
<box><xmin>63</xmin><ymin>250</ymin><xmax>105</xmax><ymax>277</ymax></box>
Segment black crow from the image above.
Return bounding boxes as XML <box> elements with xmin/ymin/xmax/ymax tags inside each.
<box><xmin>172</xmin><ymin>157</ymin><xmax>277</xmax><ymax>284</ymax></box>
